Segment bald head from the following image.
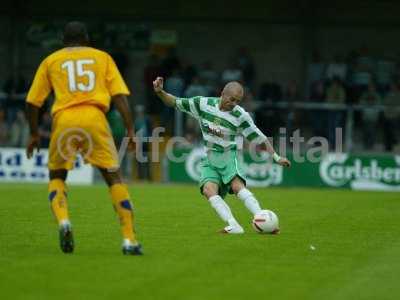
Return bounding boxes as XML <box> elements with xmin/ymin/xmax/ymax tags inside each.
<box><xmin>222</xmin><ymin>81</ymin><xmax>244</xmax><ymax>97</ymax></box>
<box><xmin>220</xmin><ymin>81</ymin><xmax>244</xmax><ymax>111</ymax></box>
<box><xmin>63</xmin><ymin>21</ymin><xmax>89</xmax><ymax>46</ymax></box>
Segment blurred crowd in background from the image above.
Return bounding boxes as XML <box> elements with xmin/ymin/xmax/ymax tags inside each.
<box><xmin>141</xmin><ymin>45</ymin><xmax>400</xmax><ymax>152</ymax></box>
<box><xmin>1</xmin><ymin>45</ymin><xmax>400</xmax><ymax>157</ymax></box>
<box><xmin>305</xmin><ymin>47</ymin><xmax>400</xmax><ymax>152</ymax></box>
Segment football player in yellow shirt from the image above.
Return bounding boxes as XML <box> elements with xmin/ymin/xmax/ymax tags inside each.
<box><xmin>25</xmin><ymin>21</ymin><xmax>142</xmax><ymax>255</ymax></box>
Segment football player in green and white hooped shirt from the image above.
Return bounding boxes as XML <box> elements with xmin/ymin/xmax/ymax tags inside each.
<box><xmin>153</xmin><ymin>77</ymin><xmax>291</xmax><ymax>234</ymax></box>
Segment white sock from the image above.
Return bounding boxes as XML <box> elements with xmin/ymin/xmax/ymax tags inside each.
<box><xmin>59</xmin><ymin>219</ymin><xmax>71</xmax><ymax>227</ymax></box>
<box><xmin>237</xmin><ymin>188</ymin><xmax>262</xmax><ymax>215</ymax></box>
<box><xmin>209</xmin><ymin>195</ymin><xmax>239</xmax><ymax>227</ymax></box>
<box><xmin>123</xmin><ymin>238</ymin><xmax>139</xmax><ymax>247</ymax></box>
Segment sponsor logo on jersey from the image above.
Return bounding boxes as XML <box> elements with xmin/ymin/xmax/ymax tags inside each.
<box><xmin>203</xmin><ymin>123</ymin><xmax>223</xmax><ymax>138</ymax></box>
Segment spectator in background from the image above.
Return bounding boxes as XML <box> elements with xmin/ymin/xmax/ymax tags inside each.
<box><xmin>309</xmin><ymin>81</ymin><xmax>327</xmax><ymax>138</ymax></box>
<box><xmin>134</xmin><ymin>105</ymin><xmax>152</xmax><ymax>181</ymax></box>
<box><xmin>107</xmin><ymin>105</ymin><xmax>125</xmax><ymax>148</ymax></box>
<box><xmin>375</xmin><ymin>55</ymin><xmax>396</xmax><ymax>96</ymax></box>
<box><xmin>144</xmin><ymin>54</ymin><xmax>163</xmax><ymax>115</ymax></box>
<box><xmin>350</xmin><ymin>47</ymin><xmax>374</xmax><ymax>102</ymax></box>
<box><xmin>325</xmin><ymin>54</ymin><xmax>347</xmax><ymax>82</ymax></box>
<box><xmin>326</xmin><ymin>78</ymin><xmax>346</xmax><ymax>105</ymax></box>
<box><xmin>236</xmin><ymin>47</ymin><xmax>255</xmax><ymax>87</ymax></box>
<box><xmin>221</xmin><ymin>60</ymin><xmax>242</xmax><ymax>84</ymax></box>
<box><xmin>181</xmin><ymin>59</ymin><xmax>197</xmax><ymax>87</ymax></box>
<box><xmin>359</xmin><ymin>82</ymin><xmax>382</xmax><ymax>150</ymax></box>
<box><xmin>184</xmin><ymin>76</ymin><xmax>208</xmax><ymax>98</ymax></box>
<box><xmin>0</xmin><ymin>108</ymin><xmax>8</xmax><ymax>146</ymax></box>
<box><xmin>285</xmin><ymin>80</ymin><xmax>300</xmax><ymax>136</ymax></box>
<box><xmin>258</xmin><ymin>80</ymin><xmax>282</xmax><ymax>102</ymax></box>
<box><xmin>199</xmin><ymin>61</ymin><xmax>219</xmax><ymax>96</ymax></box>
<box><xmin>111</xmin><ymin>47</ymin><xmax>129</xmax><ymax>77</ymax></box>
<box><xmin>182</xmin><ymin>131</ymin><xmax>199</xmax><ymax>148</ymax></box>
<box><xmin>165</xmin><ymin>69</ymin><xmax>185</xmax><ymax>97</ymax></box>
<box><xmin>356</xmin><ymin>46</ymin><xmax>375</xmax><ymax>71</ymax></box>
<box><xmin>241</xmin><ymin>88</ymin><xmax>257</xmax><ymax>118</ymax></box>
<box><xmin>256</xmin><ymin>79</ymin><xmax>283</xmax><ymax>138</ymax></box>
<box><xmin>107</xmin><ymin>105</ymin><xmax>130</xmax><ymax>179</ymax></box>
<box><xmin>199</xmin><ymin>61</ymin><xmax>218</xmax><ymax>83</ymax></box>
<box><xmin>382</xmin><ymin>83</ymin><xmax>400</xmax><ymax>151</ymax></box>
<box><xmin>306</xmin><ymin>51</ymin><xmax>325</xmax><ymax>97</ymax></box>
<box><xmin>350</xmin><ymin>62</ymin><xmax>372</xmax><ymax>102</ymax></box>
<box><xmin>395</xmin><ymin>61</ymin><xmax>400</xmax><ymax>82</ymax></box>
<box><xmin>0</xmin><ymin>89</ymin><xmax>6</xmax><ymax>108</ymax></box>
<box><xmin>310</xmin><ymin>81</ymin><xmax>326</xmax><ymax>102</ymax></box>
<box><xmin>163</xmin><ymin>70</ymin><xmax>185</xmax><ymax>133</ymax></box>
<box><xmin>39</xmin><ymin>112</ymin><xmax>52</xmax><ymax>148</ymax></box>
<box><xmin>3</xmin><ymin>74</ymin><xmax>27</xmax><ymax>97</ymax></box>
<box><xmin>184</xmin><ymin>114</ymin><xmax>202</xmax><ymax>147</ymax></box>
<box><xmin>3</xmin><ymin>74</ymin><xmax>28</xmax><ymax>123</ymax></box>
<box><xmin>345</xmin><ymin>49</ymin><xmax>359</xmax><ymax>102</ymax></box>
<box><xmin>161</xmin><ymin>48</ymin><xmax>181</xmax><ymax>78</ymax></box>
<box><xmin>9</xmin><ymin>110</ymin><xmax>30</xmax><ymax>147</ymax></box>
<box><xmin>285</xmin><ymin>80</ymin><xmax>300</xmax><ymax>102</ymax></box>
<box><xmin>325</xmin><ymin>77</ymin><xmax>346</xmax><ymax>148</ymax></box>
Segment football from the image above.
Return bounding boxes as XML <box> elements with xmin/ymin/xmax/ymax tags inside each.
<box><xmin>252</xmin><ymin>210</ymin><xmax>280</xmax><ymax>234</ymax></box>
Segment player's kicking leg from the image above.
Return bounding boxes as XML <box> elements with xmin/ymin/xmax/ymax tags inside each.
<box><xmin>48</xmin><ymin>169</ymin><xmax>74</xmax><ymax>253</ymax></box>
<box><xmin>230</xmin><ymin>177</ymin><xmax>262</xmax><ymax>216</ymax></box>
<box><xmin>99</xmin><ymin>168</ymin><xmax>143</xmax><ymax>255</ymax></box>
<box><xmin>202</xmin><ymin>182</ymin><xmax>244</xmax><ymax>234</ymax></box>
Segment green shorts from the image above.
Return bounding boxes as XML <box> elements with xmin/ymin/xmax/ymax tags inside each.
<box><xmin>199</xmin><ymin>150</ymin><xmax>246</xmax><ymax>198</ymax></box>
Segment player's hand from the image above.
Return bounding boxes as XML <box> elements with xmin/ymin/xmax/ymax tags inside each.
<box><xmin>126</xmin><ymin>130</ymin><xmax>136</xmax><ymax>152</ymax></box>
<box><xmin>278</xmin><ymin>157</ymin><xmax>291</xmax><ymax>168</ymax></box>
<box><xmin>26</xmin><ymin>134</ymin><xmax>40</xmax><ymax>159</ymax></box>
<box><xmin>153</xmin><ymin>77</ymin><xmax>164</xmax><ymax>93</ymax></box>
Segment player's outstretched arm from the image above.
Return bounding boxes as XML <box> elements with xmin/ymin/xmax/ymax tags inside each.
<box><xmin>276</xmin><ymin>156</ymin><xmax>291</xmax><ymax>168</ymax></box>
<box><xmin>111</xmin><ymin>94</ymin><xmax>135</xmax><ymax>149</ymax></box>
<box><xmin>153</xmin><ymin>77</ymin><xmax>177</xmax><ymax>107</ymax></box>
<box><xmin>259</xmin><ymin>141</ymin><xmax>291</xmax><ymax>168</ymax></box>
<box><xmin>25</xmin><ymin>103</ymin><xmax>41</xmax><ymax>159</ymax></box>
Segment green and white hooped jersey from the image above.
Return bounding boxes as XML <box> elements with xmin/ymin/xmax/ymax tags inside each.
<box><xmin>175</xmin><ymin>96</ymin><xmax>267</xmax><ymax>152</ymax></box>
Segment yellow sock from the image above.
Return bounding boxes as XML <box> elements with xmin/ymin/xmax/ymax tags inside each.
<box><xmin>110</xmin><ymin>183</ymin><xmax>137</xmax><ymax>243</ymax></box>
<box><xmin>48</xmin><ymin>179</ymin><xmax>69</xmax><ymax>225</ymax></box>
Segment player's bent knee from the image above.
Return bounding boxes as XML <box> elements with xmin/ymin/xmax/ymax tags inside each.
<box><xmin>231</xmin><ymin>179</ymin><xmax>245</xmax><ymax>195</ymax></box>
<box><xmin>202</xmin><ymin>182</ymin><xmax>219</xmax><ymax>199</ymax></box>
<box><xmin>98</xmin><ymin>168</ymin><xmax>123</xmax><ymax>187</ymax></box>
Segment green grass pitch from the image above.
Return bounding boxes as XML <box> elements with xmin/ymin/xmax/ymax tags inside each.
<box><xmin>0</xmin><ymin>183</ymin><xmax>399</xmax><ymax>300</ymax></box>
